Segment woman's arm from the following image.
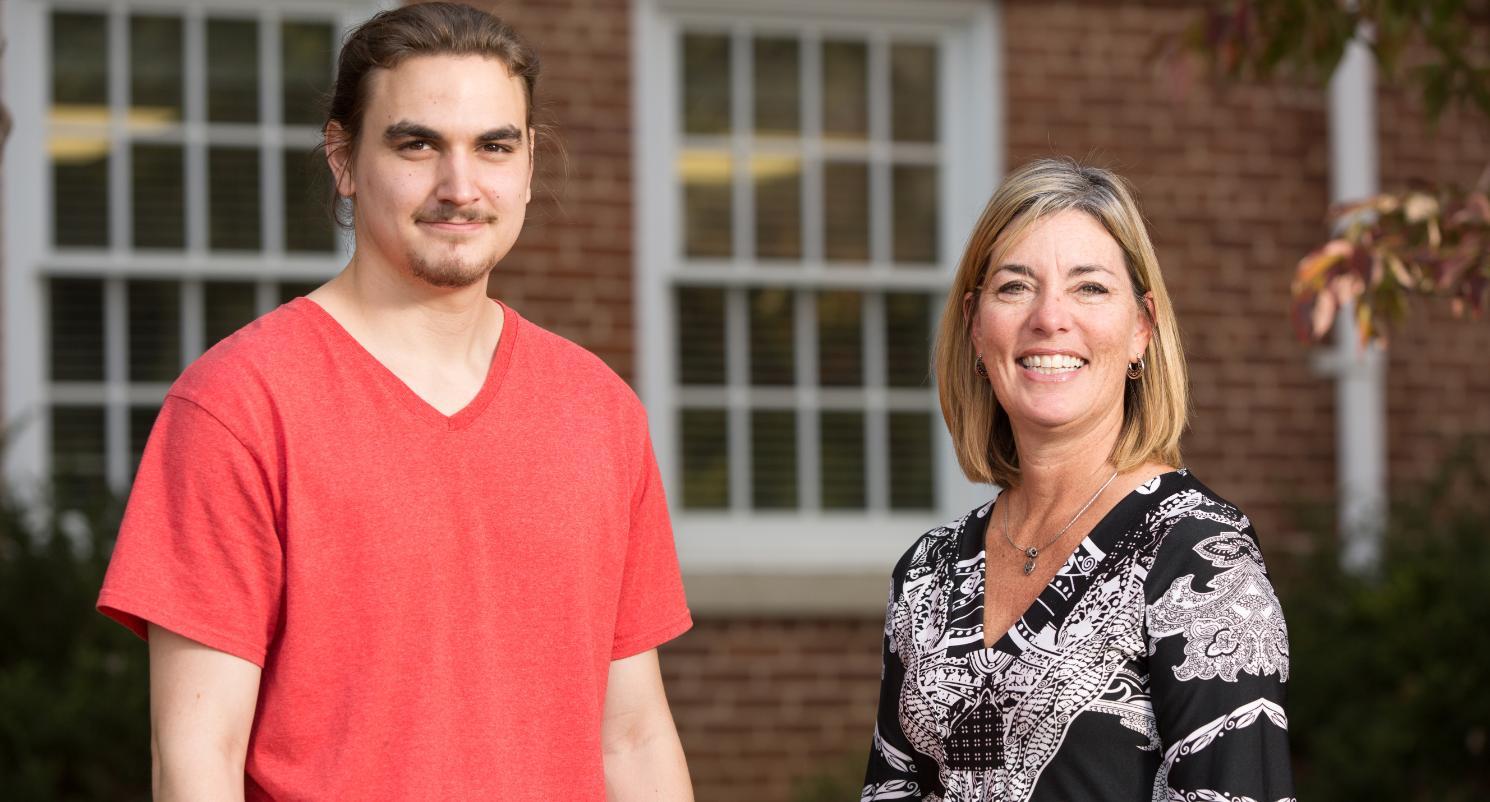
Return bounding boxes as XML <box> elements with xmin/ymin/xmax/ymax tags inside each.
<box><xmin>1145</xmin><ymin>514</ymin><xmax>1295</xmax><ymax>800</ymax></box>
<box><xmin>862</xmin><ymin>586</ymin><xmax>926</xmax><ymax>800</ymax></box>
<box><xmin>148</xmin><ymin>624</ymin><xmax>262</xmax><ymax>802</ymax></box>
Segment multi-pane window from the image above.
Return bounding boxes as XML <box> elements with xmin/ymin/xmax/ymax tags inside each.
<box><xmin>671</xmin><ymin>27</ymin><xmax>944</xmax><ymax>514</ymax></box>
<box><xmin>43</xmin><ymin>5</ymin><xmax>345</xmax><ymax>508</ymax></box>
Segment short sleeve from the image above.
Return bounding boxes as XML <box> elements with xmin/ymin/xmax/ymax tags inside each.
<box><xmin>609</xmin><ymin>431</ymin><xmax>692</xmax><ymax>660</ymax></box>
<box><xmin>97</xmin><ymin>394</ymin><xmax>283</xmax><ymax>667</ymax></box>
<box><xmin>1144</xmin><ymin>513</ymin><xmax>1295</xmax><ymax>799</ymax></box>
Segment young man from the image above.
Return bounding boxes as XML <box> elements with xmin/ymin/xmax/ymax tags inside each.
<box><xmin>97</xmin><ymin>5</ymin><xmax>694</xmax><ymax>799</ymax></box>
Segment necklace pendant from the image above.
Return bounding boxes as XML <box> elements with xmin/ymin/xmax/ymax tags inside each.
<box><xmin>1023</xmin><ymin>557</ymin><xmax>1036</xmax><ymax>575</ymax></box>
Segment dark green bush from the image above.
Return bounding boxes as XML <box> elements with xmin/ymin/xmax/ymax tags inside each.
<box><xmin>1283</xmin><ymin>439</ymin><xmax>1490</xmax><ymax>801</ymax></box>
<box><xmin>0</xmin><ymin>487</ymin><xmax>149</xmax><ymax>801</ymax></box>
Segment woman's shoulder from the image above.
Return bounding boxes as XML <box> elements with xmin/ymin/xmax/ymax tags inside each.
<box><xmin>1144</xmin><ymin>470</ymin><xmax>1254</xmax><ymax>544</ymax></box>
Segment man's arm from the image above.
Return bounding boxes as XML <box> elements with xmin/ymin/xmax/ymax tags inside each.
<box><xmin>601</xmin><ymin>649</ymin><xmax>693</xmax><ymax>801</ymax></box>
<box><xmin>148</xmin><ymin>624</ymin><xmax>262</xmax><ymax>802</ymax></box>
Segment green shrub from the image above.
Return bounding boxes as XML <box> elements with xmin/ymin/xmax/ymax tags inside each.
<box><xmin>1282</xmin><ymin>439</ymin><xmax>1490</xmax><ymax>801</ymax></box>
<box><xmin>0</xmin><ymin>488</ymin><xmax>149</xmax><ymax>801</ymax></box>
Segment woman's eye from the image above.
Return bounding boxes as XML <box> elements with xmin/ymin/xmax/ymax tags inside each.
<box><xmin>996</xmin><ymin>281</ymin><xmax>1031</xmax><ymax>296</ymax></box>
<box><xmin>1077</xmin><ymin>282</ymin><xmax>1109</xmax><ymax>296</ymax></box>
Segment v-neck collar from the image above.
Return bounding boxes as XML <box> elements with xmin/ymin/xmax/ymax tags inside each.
<box><xmin>967</xmin><ymin>469</ymin><xmax>1187</xmax><ymax>655</ymax></box>
<box><xmin>292</xmin><ymin>296</ymin><xmax>518</xmax><ymax>432</ymax></box>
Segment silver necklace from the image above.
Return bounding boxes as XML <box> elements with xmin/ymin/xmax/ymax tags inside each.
<box><xmin>1000</xmin><ymin>470</ymin><xmax>1119</xmax><ymax>575</ymax></box>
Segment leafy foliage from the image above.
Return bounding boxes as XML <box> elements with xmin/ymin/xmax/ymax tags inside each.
<box><xmin>1177</xmin><ymin>0</ymin><xmax>1490</xmax><ymax>123</ymax></box>
<box><xmin>0</xmin><ymin>488</ymin><xmax>150</xmax><ymax>801</ymax></box>
<box><xmin>1165</xmin><ymin>1</ymin><xmax>1490</xmax><ymax>345</ymax></box>
<box><xmin>1292</xmin><ymin>178</ymin><xmax>1490</xmax><ymax>343</ymax></box>
<box><xmin>1279</xmin><ymin>438</ymin><xmax>1490</xmax><ymax>800</ymax></box>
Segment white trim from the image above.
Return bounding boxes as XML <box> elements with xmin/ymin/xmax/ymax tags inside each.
<box><xmin>633</xmin><ymin>0</ymin><xmax>1000</xmax><ymax>573</ymax></box>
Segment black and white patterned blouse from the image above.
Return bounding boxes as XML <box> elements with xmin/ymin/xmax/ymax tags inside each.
<box><xmin>863</xmin><ymin>470</ymin><xmax>1294</xmax><ymax>801</ymax></box>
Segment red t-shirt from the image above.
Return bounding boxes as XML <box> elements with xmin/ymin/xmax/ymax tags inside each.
<box><xmin>98</xmin><ymin>299</ymin><xmax>692</xmax><ymax>800</ymax></box>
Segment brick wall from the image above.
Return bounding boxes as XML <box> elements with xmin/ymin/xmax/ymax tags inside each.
<box><xmin>1377</xmin><ymin>81</ymin><xmax>1490</xmax><ymax>492</ymax></box>
<box><xmin>660</xmin><ymin>617</ymin><xmax>884</xmax><ymax>801</ymax></box>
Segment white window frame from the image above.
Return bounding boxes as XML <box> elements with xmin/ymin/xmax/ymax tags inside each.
<box><xmin>633</xmin><ymin>0</ymin><xmax>1001</xmax><ymax>574</ymax></box>
<box><xmin>3</xmin><ymin>0</ymin><xmax>387</xmax><ymax>496</ymax></box>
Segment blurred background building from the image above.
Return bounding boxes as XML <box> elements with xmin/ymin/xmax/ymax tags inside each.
<box><xmin>3</xmin><ymin>0</ymin><xmax>1488</xmax><ymax>799</ymax></box>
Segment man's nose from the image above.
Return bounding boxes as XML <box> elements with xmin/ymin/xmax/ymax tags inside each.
<box><xmin>435</xmin><ymin>151</ymin><xmax>481</xmax><ymax>207</ymax></box>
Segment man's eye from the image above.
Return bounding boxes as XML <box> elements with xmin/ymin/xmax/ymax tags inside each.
<box><xmin>399</xmin><ymin>140</ymin><xmax>430</xmax><ymax>151</ymax></box>
<box><xmin>482</xmin><ymin>142</ymin><xmax>515</xmax><ymax>153</ymax></box>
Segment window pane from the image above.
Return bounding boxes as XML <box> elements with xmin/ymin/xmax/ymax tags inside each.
<box><xmin>681</xmin><ymin>151</ymin><xmax>732</xmax><ymax>258</ymax></box>
<box><xmin>282</xmin><ymin>21</ymin><xmax>334</xmax><ymax>126</ymax></box>
<box><xmin>749</xmin><ymin>288</ymin><xmax>794</xmax><ymax>386</ymax></box>
<box><xmin>681</xmin><ymin>408</ymin><xmax>729</xmax><ymax>509</ymax></box>
<box><xmin>285</xmin><ymin>148</ymin><xmax>335</xmax><ymax>252</ymax></box>
<box><xmin>677</xmin><ymin>287</ymin><xmax>726</xmax><ymax>385</ymax></box>
<box><xmin>817</xmin><ymin>291</ymin><xmax>862</xmax><ymax>387</ymax></box>
<box><xmin>823</xmin><ymin>161</ymin><xmax>869</xmax><ymax>262</ymax></box>
<box><xmin>822</xmin><ymin>40</ymin><xmax>867</xmax><ymax>140</ymax></box>
<box><xmin>51</xmin><ymin>405</ymin><xmax>107</xmax><ymax>510</ymax></box>
<box><xmin>130</xmin><ymin>405</ymin><xmax>161</xmax><ymax>477</ymax></box>
<box><xmin>820</xmin><ymin>410</ymin><xmax>865</xmax><ymax>509</ymax></box>
<box><xmin>50</xmin><ymin>278</ymin><xmax>105</xmax><ymax>382</ymax></box>
<box><xmin>209</xmin><ymin>147</ymin><xmax>262</xmax><ymax>250</ymax></box>
<box><xmin>207</xmin><ymin>19</ymin><xmax>259</xmax><ymax>123</ymax></box>
<box><xmin>133</xmin><ymin>144</ymin><xmax>185</xmax><ymax>248</ymax></box>
<box><xmin>752</xmin><ymin>410</ymin><xmax>797</xmax><ymax>509</ymax></box>
<box><xmin>204</xmin><ymin>281</ymin><xmax>258</xmax><ymax>347</ymax></box>
<box><xmin>754</xmin><ymin>157</ymin><xmax>801</xmax><ymax>260</ymax></box>
<box><xmin>683</xmin><ymin>33</ymin><xmax>731</xmax><ymax>135</ymax></box>
<box><xmin>279</xmin><ymin>281</ymin><xmax>321</xmax><ymax>304</ymax></box>
<box><xmin>131</xmin><ymin>15</ymin><xmax>183</xmax><ymax>123</ymax></box>
<box><xmin>52</xmin><ymin>12</ymin><xmax>108</xmax><ymax>108</ymax></box>
<box><xmin>892</xmin><ymin>164</ymin><xmax>938</xmax><ymax>264</ymax></box>
<box><xmin>754</xmin><ymin>37</ymin><xmax>799</xmax><ymax>137</ymax></box>
<box><xmin>891</xmin><ymin>43</ymin><xmax>937</xmax><ymax>143</ymax></box>
<box><xmin>127</xmin><ymin>280</ymin><xmax>180</xmax><ymax>382</ymax></box>
<box><xmin>889</xmin><ymin>411</ymin><xmax>934</xmax><ymax>509</ymax></box>
<box><xmin>52</xmin><ymin>143</ymin><xmax>110</xmax><ymax>247</ymax></box>
<box><xmin>886</xmin><ymin>292</ymin><xmax>933</xmax><ymax>387</ymax></box>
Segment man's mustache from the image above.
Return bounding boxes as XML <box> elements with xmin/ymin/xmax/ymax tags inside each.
<box><xmin>415</xmin><ymin>204</ymin><xmax>498</xmax><ymax>224</ymax></box>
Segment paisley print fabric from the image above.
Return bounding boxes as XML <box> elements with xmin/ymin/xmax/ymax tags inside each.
<box><xmin>862</xmin><ymin>470</ymin><xmax>1294</xmax><ymax>801</ymax></box>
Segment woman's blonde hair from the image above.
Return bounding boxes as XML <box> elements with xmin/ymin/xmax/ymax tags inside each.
<box><xmin>934</xmin><ymin>158</ymin><xmax>1188</xmax><ymax>487</ymax></box>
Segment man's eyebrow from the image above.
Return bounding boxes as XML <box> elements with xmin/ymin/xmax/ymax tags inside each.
<box><xmin>476</xmin><ymin>125</ymin><xmax>524</xmax><ymax>143</ymax></box>
<box><xmin>383</xmin><ymin>121</ymin><xmax>442</xmax><ymax>142</ymax></box>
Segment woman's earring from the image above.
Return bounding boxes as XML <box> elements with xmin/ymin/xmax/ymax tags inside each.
<box><xmin>1126</xmin><ymin>356</ymin><xmax>1145</xmax><ymax>380</ymax></box>
<box><xmin>975</xmin><ymin>354</ymin><xmax>988</xmax><ymax>378</ymax></box>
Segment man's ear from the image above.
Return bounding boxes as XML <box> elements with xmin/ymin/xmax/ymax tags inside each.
<box><xmin>525</xmin><ymin>126</ymin><xmax>536</xmax><ymax>205</ymax></box>
<box><xmin>325</xmin><ymin>122</ymin><xmax>356</xmax><ymax>199</ymax></box>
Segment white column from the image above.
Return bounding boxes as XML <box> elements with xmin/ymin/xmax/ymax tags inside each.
<box><xmin>1324</xmin><ymin>31</ymin><xmax>1386</xmax><ymax>572</ymax></box>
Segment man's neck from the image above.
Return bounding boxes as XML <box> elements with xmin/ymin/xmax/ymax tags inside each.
<box><xmin>306</xmin><ymin>251</ymin><xmax>505</xmax><ymax>416</ymax></box>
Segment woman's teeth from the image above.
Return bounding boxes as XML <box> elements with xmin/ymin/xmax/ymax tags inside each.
<box><xmin>1019</xmin><ymin>354</ymin><xmax>1086</xmax><ymax>374</ymax></box>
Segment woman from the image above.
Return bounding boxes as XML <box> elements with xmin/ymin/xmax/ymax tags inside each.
<box><xmin>862</xmin><ymin>159</ymin><xmax>1293</xmax><ymax>801</ymax></box>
